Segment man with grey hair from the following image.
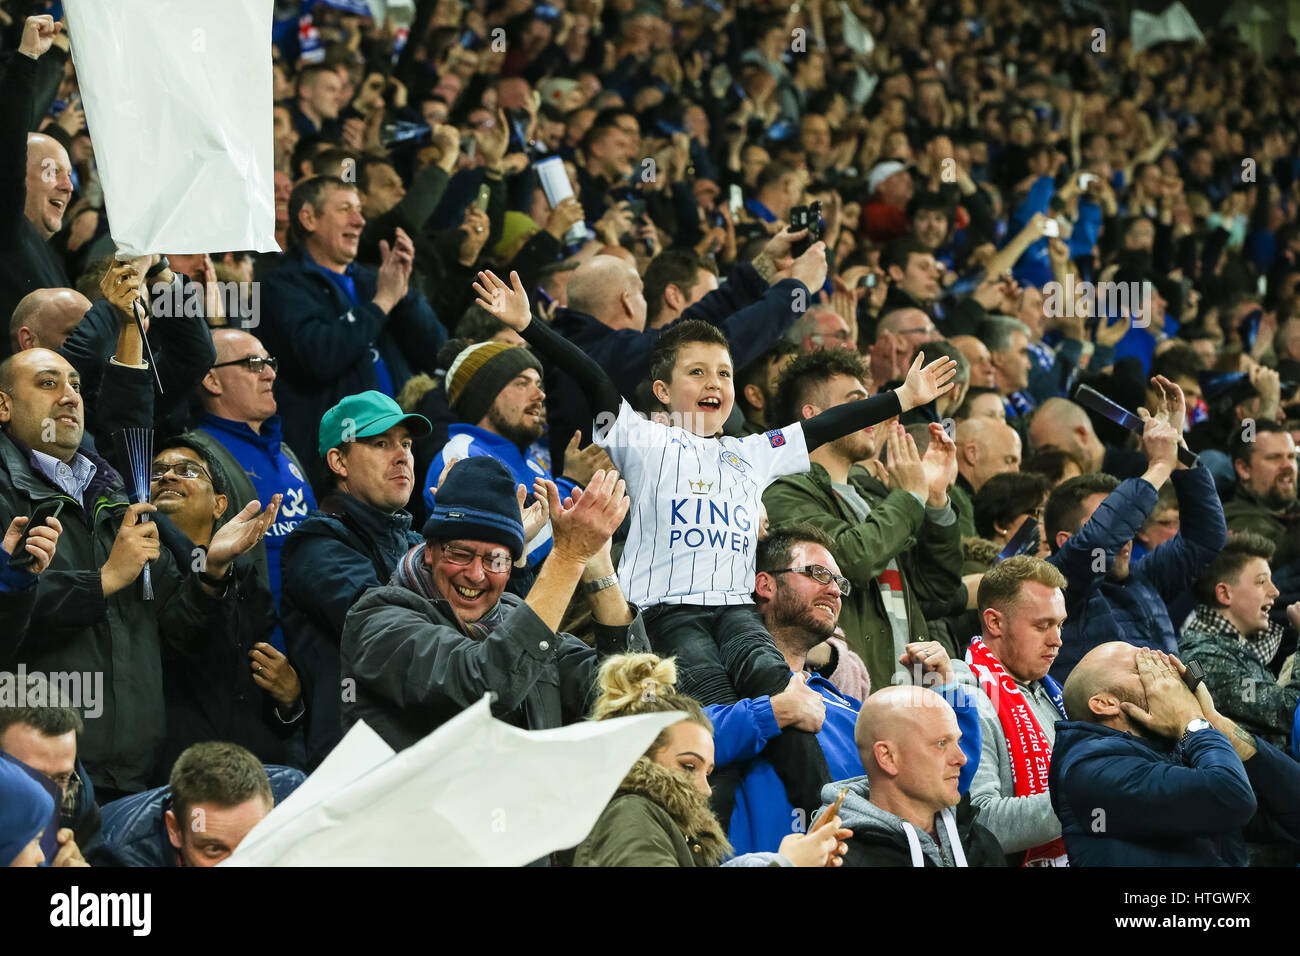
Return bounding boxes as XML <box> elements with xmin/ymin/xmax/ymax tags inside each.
<box><xmin>978</xmin><ymin>314</ymin><xmax>1034</xmax><ymax>423</ymax></box>
<box><xmin>544</xmin><ymin>228</ymin><xmax>829</xmax><ymax>472</ymax></box>
<box><xmin>878</xmin><ymin>308</ymin><xmax>942</xmax><ymax>367</ymax></box>
<box><xmin>901</xmin><ymin>339</ymin><xmax>968</xmax><ymax>426</ymax></box>
<box><xmin>787</xmin><ymin>307</ymin><xmax>854</xmax><ymax>353</ymax></box>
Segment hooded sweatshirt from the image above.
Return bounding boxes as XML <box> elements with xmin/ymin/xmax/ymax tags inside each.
<box><xmin>820</xmin><ymin>775</ymin><xmax>1005</xmax><ymax>867</ymax></box>
<box><xmin>0</xmin><ymin>754</ymin><xmax>54</xmax><ymax>866</ymax></box>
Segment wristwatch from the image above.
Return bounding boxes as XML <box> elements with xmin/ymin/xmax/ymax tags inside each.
<box><xmin>1179</xmin><ymin>717</ymin><xmax>1212</xmax><ymax>745</ymax></box>
<box><xmin>582</xmin><ymin>573</ymin><xmax>618</xmax><ymax>595</ymax></box>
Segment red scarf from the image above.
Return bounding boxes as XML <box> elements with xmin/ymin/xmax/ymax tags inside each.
<box><xmin>965</xmin><ymin>637</ymin><xmax>1068</xmax><ymax>867</ymax></box>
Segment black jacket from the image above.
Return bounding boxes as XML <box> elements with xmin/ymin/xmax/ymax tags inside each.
<box><xmin>280</xmin><ymin>492</ymin><xmax>424</xmax><ymax>769</ymax></box>
<box><xmin>257</xmin><ymin>247</ymin><xmax>447</xmax><ymax>488</ymax></box>
<box><xmin>0</xmin><ymin>53</ymin><xmax>68</xmax><ymax>341</ymax></box>
<box><xmin>0</xmin><ymin>424</ymin><xmax>230</xmax><ymax>794</ymax></box>
<box><xmin>155</xmin><ymin>519</ymin><xmax>304</xmax><ymax>776</ymax></box>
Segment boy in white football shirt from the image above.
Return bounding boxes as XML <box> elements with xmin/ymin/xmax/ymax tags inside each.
<box><xmin>474</xmin><ymin>269</ymin><xmax>955</xmax><ymax>817</ymax></box>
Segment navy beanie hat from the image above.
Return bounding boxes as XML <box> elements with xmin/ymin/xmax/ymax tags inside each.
<box><xmin>0</xmin><ymin>754</ymin><xmax>54</xmax><ymax>865</ymax></box>
<box><xmin>422</xmin><ymin>457</ymin><xmax>526</xmax><ymax>559</ymax></box>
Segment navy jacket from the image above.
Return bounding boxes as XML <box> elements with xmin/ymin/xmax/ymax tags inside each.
<box><xmin>1051</xmin><ymin>720</ymin><xmax>1300</xmax><ymax>866</ymax></box>
<box><xmin>83</xmin><ymin>765</ymin><xmax>304</xmax><ymax>867</ymax></box>
<box><xmin>257</xmin><ymin>247</ymin><xmax>447</xmax><ymax>488</ymax></box>
<box><xmin>544</xmin><ymin>263</ymin><xmax>805</xmax><ymax>472</ymax></box>
<box><xmin>1048</xmin><ymin>464</ymin><xmax>1226</xmax><ymax>682</ymax></box>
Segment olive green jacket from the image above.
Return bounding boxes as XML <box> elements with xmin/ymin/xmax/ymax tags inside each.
<box><xmin>763</xmin><ymin>463</ymin><xmax>966</xmax><ymax>690</ymax></box>
<box><xmin>574</xmin><ymin>758</ymin><xmax>731</xmax><ymax>867</ymax></box>
<box><xmin>1223</xmin><ymin>485</ymin><xmax>1300</xmax><ymax>568</ymax></box>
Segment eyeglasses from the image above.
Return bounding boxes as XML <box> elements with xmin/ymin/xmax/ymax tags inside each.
<box><xmin>48</xmin><ymin>770</ymin><xmax>80</xmax><ymax>822</ymax></box>
<box><xmin>212</xmin><ymin>355</ymin><xmax>278</xmax><ymax>374</ymax></box>
<box><xmin>768</xmin><ymin>564</ymin><xmax>851</xmax><ymax>595</ymax></box>
<box><xmin>150</xmin><ymin>459</ymin><xmax>214</xmax><ymax>483</ymax></box>
<box><xmin>440</xmin><ymin>543</ymin><xmax>512</xmax><ymax>575</ymax></box>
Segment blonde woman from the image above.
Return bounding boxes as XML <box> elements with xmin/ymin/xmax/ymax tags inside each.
<box><xmin>575</xmin><ymin>654</ymin><xmax>851</xmax><ymax>867</ymax></box>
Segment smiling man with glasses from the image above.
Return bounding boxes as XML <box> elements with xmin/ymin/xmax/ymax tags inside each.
<box><xmin>711</xmin><ymin>523</ymin><xmax>981</xmax><ymax>857</ymax></box>
<box><xmin>184</xmin><ymin>328</ymin><xmax>318</xmax><ymax>653</ymax></box>
<box><xmin>341</xmin><ymin>455</ymin><xmax>648</xmax><ymax>753</ymax></box>
<box><xmin>148</xmin><ymin>442</ymin><xmax>305</xmax><ymax>772</ymax></box>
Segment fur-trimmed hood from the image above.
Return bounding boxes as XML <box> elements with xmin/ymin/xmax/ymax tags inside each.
<box><xmin>616</xmin><ymin>758</ymin><xmax>732</xmax><ymax>866</ymax></box>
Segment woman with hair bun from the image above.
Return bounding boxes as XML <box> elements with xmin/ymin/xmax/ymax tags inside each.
<box><xmin>574</xmin><ymin>653</ymin><xmax>852</xmax><ymax>867</ymax></box>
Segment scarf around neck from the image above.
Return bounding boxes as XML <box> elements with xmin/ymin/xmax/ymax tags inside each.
<box><xmin>394</xmin><ymin>541</ymin><xmax>507</xmax><ymax>640</ymax></box>
<box><xmin>965</xmin><ymin>636</ymin><xmax>1068</xmax><ymax>867</ymax></box>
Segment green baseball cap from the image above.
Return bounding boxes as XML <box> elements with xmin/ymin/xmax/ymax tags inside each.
<box><xmin>318</xmin><ymin>391</ymin><xmax>432</xmax><ymax>458</ymax></box>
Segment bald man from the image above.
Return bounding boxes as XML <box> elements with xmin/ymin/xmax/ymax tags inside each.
<box><xmin>818</xmin><ymin>684</ymin><xmax>1003</xmax><ymax>866</ymax></box>
<box><xmin>545</xmin><ymin>231</ymin><xmax>822</xmax><ymax>471</ymax></box>
<box><xmin>1</xmin><ymin>18</ymin><xmax>78</xmax><ymax>343</ymax></box>
<box><xmin>10</xmin><ymin>288</ymin><xmax>92</xmax><ymax>353</ymax></box>
<box><xmin>951</xmin><ymin>335</ymin><xmax>996</xmax><ymax>389</ymax></box>
<box><xmin>1051</xmin><ymin>643</ymin><xmax>1300</xmax><ymax>865</ymax></box>
<box><xmin>1027</xmin><ymin>397</ymin><xmax>1146</xmax><ymax>480</ymax></box>
<box><xmin>0</xmin><ymin>342</ymin><xmax>269</xmax><ymax>799</ymax></box>
<box><xmin>950</xmin><ymin>418</ymin><xmax>1021</xmax><ymax>537</ymax></box>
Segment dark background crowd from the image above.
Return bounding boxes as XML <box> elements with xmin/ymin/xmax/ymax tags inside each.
<box><xmin>2</xmin><ymin>0</ymin><xmax>1300</xmax><ymax>869</ymax></box>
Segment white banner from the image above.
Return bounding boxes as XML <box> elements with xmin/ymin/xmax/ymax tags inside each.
<box><xmin>223</xmin><ymin>697</ymin><xmax>682</xmax><ymax>866</ymax></box>
<box><xmin>1131</xmin><ymin>3</ymin><xmax>1205</xmax><ymax>54</ymax></box>
<box><xmin>63</xmin><ymin>0</ymin><xmax>279</xmax><ymax>257</ymax></box>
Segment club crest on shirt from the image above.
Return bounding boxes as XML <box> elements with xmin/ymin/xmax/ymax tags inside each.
<box><xmin>288</xmin><ymin>462</ymin><xmax>304</xmax><ymax>482</ymax></box>
<box><xmin>765</xmin><ymin>429</ymin><xmax>785</xmax><ymax>448</ymax></box>
<box><xmin>719</xmin><ymin>450</ymin><xmax>749</xmax><ymax>474</ymax></box>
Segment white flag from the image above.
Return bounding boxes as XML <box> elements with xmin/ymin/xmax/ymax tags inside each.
<box><xmin>63</xmin><ymin>0</ymin><xmax>278</xmax><ymax>257</ymax></box>
<box><xmin>223</xmin><ymin>697</ymin><xmax>682</xmax><ymax>866</ymax></box>
<box><xmin>1131</xmin><ymin>3</ymin><xmax>1205</xmax><ymax>54</ymax></box>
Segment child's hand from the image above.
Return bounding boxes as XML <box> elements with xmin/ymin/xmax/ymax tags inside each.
<box><xmin>473</xmin><ymin>269</ymin><xmax>532</xmax><ymax>331</ymax></box>
<box><xmin>894</xmin><ymin>351</ymin><xmax>957</xmax><ymax>411</ymax></box>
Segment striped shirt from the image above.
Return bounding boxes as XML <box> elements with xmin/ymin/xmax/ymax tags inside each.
<box><xmin>597</xmin><ymin>399</ymin><xmax>809</xmax><ymax>607</ymax></box>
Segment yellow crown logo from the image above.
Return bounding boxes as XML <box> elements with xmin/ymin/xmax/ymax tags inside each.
<box><xmin>689</xmin><ymin>479</ymin><xmax>713</xmax><ymax>495</ymax></box>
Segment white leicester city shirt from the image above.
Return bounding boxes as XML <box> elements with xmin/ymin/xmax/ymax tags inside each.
<box><xmin>596</xmin><ymin>399</ymin><xmax>810</xmax><ymax>607</ymax></box>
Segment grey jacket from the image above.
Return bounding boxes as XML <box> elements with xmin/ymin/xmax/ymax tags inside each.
<box><xmin>820</xmin><ymin>775</ymin><xmax>1005</xmax><ymax>867</ymax></box>
<box><xmin>340</xmin><ymin>583</ymin><xmax>649</xmax><ymax>750</ymax></box>
<box><xmin>969</xmin><ymin>675</ymin><xmax>1064</xmax><ymax>855</ymax></box>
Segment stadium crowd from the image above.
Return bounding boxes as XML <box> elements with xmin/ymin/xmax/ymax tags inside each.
<box><xmin>2</xmin><ymin>0</ymin><xmax>1300</xmax><ymax>868</ymax></box>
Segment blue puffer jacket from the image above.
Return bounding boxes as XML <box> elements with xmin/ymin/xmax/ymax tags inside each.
<box><xmin>1050</xmin><ymin>720</ymin><xmax>1300</xmax><ymax>866</ymax></box>
<box><xmin>83</xmin><ymin>765</ymin><xmax>305</xmax><ymax>867</ymax></box>
<box><xmin>1048</xmin><ymin>463</ymin><xmax>1226</xmax><ymax>682</ymax></box>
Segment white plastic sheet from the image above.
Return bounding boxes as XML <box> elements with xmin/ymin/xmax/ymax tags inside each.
<box><xmin>1131</xmin><ymin>3</ymin><xmax>1206</xmax><ymax>54</ymax></box>
<box><xmin>222</xmin><ymin>696</ymin><xmax>683</xmax><ymax>866</ymax></box>
<box><xmin>63</xmin><ymin>0</ymin><xmax>279</xmax><ymax>257</ymax></box>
